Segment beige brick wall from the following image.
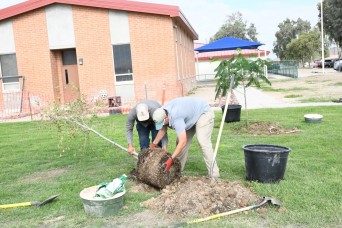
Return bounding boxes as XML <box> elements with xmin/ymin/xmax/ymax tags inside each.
<box><xmin>129</xmin><ymin>12</ymin><xmax>179</xmax><ymax>103</ymax></box>
<box><xmin>173</xmin><ymin>20</ymin><xmax>196</xmax><ymax>96</ymax></box>
<box><xmin>12</xmin><ymin>8</ymin><xmax>55</xmax><ymax>102</ymax></box>
<box><xmin>1</xmin><ymin>5</ymin><xmax>197</xmax><ymax>112</ymax></box>
<box><xmin>72</xmin><ymin>6</ymin><xmax>115</xmax><ymax>101</ymax></box>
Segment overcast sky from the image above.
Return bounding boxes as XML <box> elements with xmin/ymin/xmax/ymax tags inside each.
<box><xmin>1</xmin><ymin>0</ymin><xmax>320</xmax><ymax>58</ymax></box>
<box><xmin>135</xmin><ymin>0</ymin><xmax>320</xmax><ymax>58</ymax></box>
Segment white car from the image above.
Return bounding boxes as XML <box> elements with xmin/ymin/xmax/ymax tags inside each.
<box><xmin>334</xmin><ymin>59</ymin><xmax>342</xmax><ymax>71</ymax></box>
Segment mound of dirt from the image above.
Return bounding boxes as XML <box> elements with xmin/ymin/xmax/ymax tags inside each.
<box><xmin>142</xmin><ymin>176</ymin><xmax>260</xmax><ymax>217</ymax></box>
<box><xmin>235</xmin><ymin>121</ymin><xmax>300</xmax><ymax>136</ymax></box>
<box><xmin>136</xmin><ymin>148</ymin><xmax>181</xmax><ymax>189</ymax></box>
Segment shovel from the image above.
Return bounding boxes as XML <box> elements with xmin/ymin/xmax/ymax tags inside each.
<box><xmin>0</xmin><ymin>195</ymin><xmax>59</xmax><ymax>209</ymax></box>
<box><xmin>175</xmin><ymin>196</ymin><xmax>282</xmax><ymax>226</ymax></box>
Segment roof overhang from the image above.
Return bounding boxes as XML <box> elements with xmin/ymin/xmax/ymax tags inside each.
<box><xmin>0</xmin><ymin>0</ymin><xmax>198</xmax><ymax>39</ymax></box>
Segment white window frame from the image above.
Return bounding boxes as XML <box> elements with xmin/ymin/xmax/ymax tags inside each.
<box><xmin>0</xmin><ymin>54</ymin><xmax>20</xmax><ymax>93</ymax></box>
<box><xmin>2</xmin><ymin>81</ymin><xmax>20</xmax><ymax>93</ymax></box>
<box><xmin>113</xmin><ymin>43</ymin><xmax>134</xmax><ymax>85</ymax></box>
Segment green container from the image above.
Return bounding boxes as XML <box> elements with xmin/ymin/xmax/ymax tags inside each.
<box><xmin>80</xmin><ymin>185</ymin><xmax>125</xmax><ymax>217</ymax></box>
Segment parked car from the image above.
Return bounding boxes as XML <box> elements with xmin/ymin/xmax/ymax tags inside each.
<box><xmin>334</xmin><ymin>59</ymin><xmax>342</xmax><ymax>71</ymax></box>
<box><xmin>324</xmin><ymin>59</ymin><xmax>335</xmax><ymax>68</ymax></box>
<box><xmin>314</xmin><ymin>60</ymin><xmax>322</xmax><ymax>68</ymax></box>
<box><xmin>314</xmin><ymin>59</ymin><xmax>336</xmax><ymax>68</ymax></box>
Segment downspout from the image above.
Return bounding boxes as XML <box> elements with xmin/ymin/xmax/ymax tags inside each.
<box><xmin>20</xmin><ymin>75</ymin><xmax>25</xmax><ymax>113</ymax></box>
<box><xmin>174</xmin><ymin>24</ymin><xmax>180</xmax><ymax>80</ymax></box>
<box><xmin>179</xmin><ymin>30</ymin><xmax>184</xmax><ymax>79</ymax></box>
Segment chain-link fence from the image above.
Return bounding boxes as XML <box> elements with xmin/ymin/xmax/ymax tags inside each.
<box><xmin>0</xmin><ymin>91</ymin><xmax>137</xmax><ymax>122</ymax></box>
<box><xmin>268</xmin><ymin>60</ymin><xmax>298</xmax><ymax>78</ymax></box>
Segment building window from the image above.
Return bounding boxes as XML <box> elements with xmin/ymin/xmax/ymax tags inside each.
<box><xmin>0</xmin><ymin>54</ymin><xmax>19</xmax><ymax>91</ymax></box>
<box><xmin>62</xmin><ymin>49</ymin><xmax>77</xmax><ymax>65</ymax></box>
<box><xmin>113</xmin><ymin>44</ymin><xmax>133</xmax><ymax>82</ymax></box>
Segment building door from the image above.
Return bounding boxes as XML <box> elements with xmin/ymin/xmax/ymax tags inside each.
<box><xmin>61</xmin><ymin>50</ymin><xmax>79</xmax><ymax>103</ymax></box>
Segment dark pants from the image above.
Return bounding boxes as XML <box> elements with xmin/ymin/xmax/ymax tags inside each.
<box><xmin>136</xmin><ymin>122</ymin><xmax>161</xmax><ymax>150</ymax></box>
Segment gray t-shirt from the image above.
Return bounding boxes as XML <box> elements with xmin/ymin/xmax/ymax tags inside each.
<box><xmin>126</xmin><ymin>99</ymin><xmax>167</xmax><ymax>146</ymax></box>
<box><xmin>163</xmin><ymin>97</ymin><xmax>211</xmax><ymax>135</ymax></box>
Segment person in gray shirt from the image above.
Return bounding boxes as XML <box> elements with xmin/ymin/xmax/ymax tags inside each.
<box><xmin>126</xmin><ymin>100</ymin><xmax>168</xmax><ymax>154</ymax></box>
<box><xmin>151</xmin><ymin>97</ymin><xmax>219</xmax><ymax>178</ymax></box>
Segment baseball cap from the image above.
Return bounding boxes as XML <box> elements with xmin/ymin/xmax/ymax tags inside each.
<box><xmin>153</xmin><ymin>108</ymin><xmax>166</xmax><ymax>130</ymax></box>
<box><xmin>136</xmin><ymin>103</ymin><xmax>149</xmax><ymax>121</ymax></box>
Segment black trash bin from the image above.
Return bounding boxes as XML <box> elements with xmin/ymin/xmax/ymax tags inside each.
<box><xmin>221</xmin><ymin>105</ymin><xmax>241</xmax><ymax>123</ymax></box>
<box><xmin>242</xmin><ymin>144</ymin><xmax>291</xmax><ymax>183</ymax></box>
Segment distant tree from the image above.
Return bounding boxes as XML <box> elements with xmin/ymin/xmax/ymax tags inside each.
<box><xmin>210</xmin><ymin>12</ymin><xmax>258</xmax><ymax>42</ymax></box>
<box><xmin>318</xmin><ymin>0</ymin><xmax>342</xmax><ymax>58</ymax></box>
<box><xmin>284</xmin><ymin>30</ymin><xmax>321</xmax><ymax>67</ymax></box>
<box><xmin>273</xmin><ymin>18</ymin><xmax>311</xmax><ymax>60</ymax></box>
<box><xmin>246</xmin><ymin>23</ymin><xmax>258</xmax><ymax>42</ymax></box>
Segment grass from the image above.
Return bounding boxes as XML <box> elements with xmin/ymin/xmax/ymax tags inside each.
<box><xmin>332</xmin><ymin>82</ymin><xmax>342</xmax><ymax>86</ymax></box>
<box><xmin>1</xmin><ymin>106</ymin><xmax>342</xmax><ymax>227</ymax></box>
<box><xmin>299</xmin><ymin>97</ymin><xmax>334</xmax><ymax>103</ymax></box>
<box><xmin>284</xmin><ymin>94</ymin><xmax>303</xmax><ymax>98</ymax></box>
<box><xmin>261</xmin><ymin>86</ymin><xmax>307</xmax><ymax>92</ymax></box>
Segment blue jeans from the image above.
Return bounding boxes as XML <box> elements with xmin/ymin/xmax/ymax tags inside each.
<box><xmin>136</xmin><ymin>122</ymin><xmax>161</xmax><ymax>150</ymax></box>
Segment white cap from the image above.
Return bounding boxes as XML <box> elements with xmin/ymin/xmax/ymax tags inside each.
<box><xmin>153</xmin><ymin>108</ymin><xmax>166</xmax><ymax>130</ymax></box>
<box><xmin>136</xmin><ymin>103</ymin><xmax>149</xmax><ymax>121</ymax></box>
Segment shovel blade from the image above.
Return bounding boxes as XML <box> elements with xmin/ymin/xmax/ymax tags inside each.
<box><xmin>263</xmin><ymin>197</ymin><xmax>282</xmax><ymax>207</ymax></box>
<box><xmin>34</xmin><ymin>195</ymin><xmax>59</xmax><ymax>206</ymax></box>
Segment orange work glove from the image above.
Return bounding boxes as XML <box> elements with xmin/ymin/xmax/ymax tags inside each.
<box><xmin>162</xmin><ymin>157</ymin><xmax>173</xmax><ymax>172</ymax></box>
<box><xmin>150</xmin><ymin>143</ymin><xmax>156</xmax><ymax>149</ymax></box>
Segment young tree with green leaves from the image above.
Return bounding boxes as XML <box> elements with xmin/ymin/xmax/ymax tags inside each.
<box><xmin>214</xmin><ymin>51</ymin><xmax>270</xmax><ymax>127</ymax></box>
<box><xmin>210</xmin><ymin>12</ymin><xmax>258</xmax><ymax>42</ymax></box>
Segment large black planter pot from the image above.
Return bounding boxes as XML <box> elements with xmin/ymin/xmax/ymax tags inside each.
<box><xmin>221</xmin><ymin>105</ymin><xmax>242</xmax><ymax>123</ymax></box>
<box><xmin>242</xmin><ymin>144</ymin><xmax>291</xmax><ymax>183</ymax></box>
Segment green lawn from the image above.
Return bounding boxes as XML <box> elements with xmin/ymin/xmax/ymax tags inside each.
<box><xmin>1</xmin><ymin>106</ymin><xmax>342</xmax><ymax>227</ymax></box>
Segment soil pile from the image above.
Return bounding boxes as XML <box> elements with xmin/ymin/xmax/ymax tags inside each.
<box><xmin>234</xmin><ymin>121</ymin><xmax>300</xmax><ymax>136</ymax></box>
<box><xmin>136</xmin><ymin>148</ymin><xmax>181</xmax><ymax>189</ymax></box>
<box><xmin>142</xmin><ymin>176</ymin><xmax>260</xmax><ymax>217</ymax></box>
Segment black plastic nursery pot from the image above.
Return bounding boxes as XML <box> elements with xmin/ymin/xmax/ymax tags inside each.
<box><xmin>242</xmin><ymin>144</ymin><xmax>291</xmax><ymax>183</ymax></box>
<box><xmin>221</xmin><ymin>105</ymin><xmax>242</xmax><ymax>123</ymax></box>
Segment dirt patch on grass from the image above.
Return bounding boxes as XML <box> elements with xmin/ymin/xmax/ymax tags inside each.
<box><xmin>111</xmin><ymin>210</ymin><xmax>181</xmax><ymax>228</ymax></box>
<box><xmin>129</xmin><ymin>182</ymin><xmax>159</xmax><ymax>194</ymax></box>
<box><xmin>142</xmin><ymin>176</ymin><xmax>260</xmax><ymax>217</ymax></box>
<box><xmin>23</xmin><ymin>168</ymin><xmax>68</xmax><ymax>184</ymax></box>
<box><xmin>234</xmin><ymin>122</ymin><xmax>300</xmax><ymax>136</ymax></box>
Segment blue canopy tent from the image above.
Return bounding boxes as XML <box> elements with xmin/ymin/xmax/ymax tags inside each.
<box><xmin>195</xmin><ymin>36</ymin><xmax>263</xmax><ymax>53</ymax></box>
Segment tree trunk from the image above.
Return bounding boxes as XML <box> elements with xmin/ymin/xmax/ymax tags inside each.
<box><xmin>242</xmin><ymin>82</ymin><xmax>249</xmax><ymax>128</ymax></box>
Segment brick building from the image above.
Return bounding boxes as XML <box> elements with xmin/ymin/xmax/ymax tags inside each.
<box><xmin>0</xmin><ymin>0</ymin><xmax>198</xmax><ymax>114</ymax></box>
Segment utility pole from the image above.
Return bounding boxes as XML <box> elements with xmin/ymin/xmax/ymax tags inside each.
<box><xmin>321</xmin><ymin>0</ymin><xmax>325</xmax><ymax>74</ymax></box>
